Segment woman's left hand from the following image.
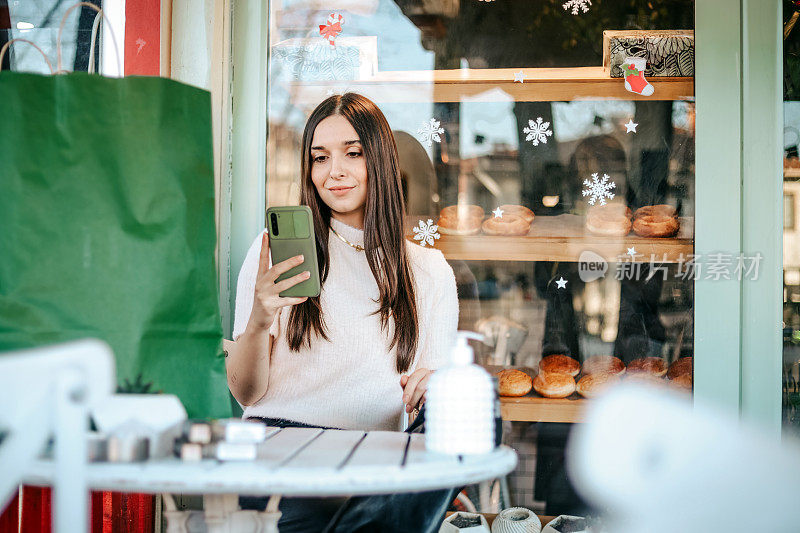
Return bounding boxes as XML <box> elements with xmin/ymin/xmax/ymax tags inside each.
<box><xmin>400</xmin><ymin>368</ymin><xmax>433</xmax><ymax>413</ymax></box>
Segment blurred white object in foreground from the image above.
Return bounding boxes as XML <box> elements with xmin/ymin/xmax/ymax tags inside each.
<box><xmin>567</xmin><ymin>384</ymin><xmax>800</xmax><ymax>533</ymax></box>
<box><xmin>0</xmin><ymin>339</ymin><xmax>116</xmax><ymax>533</ymax></box>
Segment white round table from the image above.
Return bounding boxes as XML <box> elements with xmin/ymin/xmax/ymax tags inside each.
<box><xmin>25</xmin><ymin>427</ymin><xmax>517</xmax><ymax>532</ymax></box>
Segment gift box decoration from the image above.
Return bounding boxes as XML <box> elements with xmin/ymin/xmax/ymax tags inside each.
<box><xmin>271</xmin><ymin>36</ymin><xmax>378</xmax><ymax>81</ymax></box>
<box><xmin>603</xmin><ymin>30</ymin><xmax>694</xmax><ymax>78</ymax></box>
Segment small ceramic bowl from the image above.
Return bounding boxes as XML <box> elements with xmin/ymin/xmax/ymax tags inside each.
<box><xmin>541</xmin><ymin>515</ymin><xmax>588</xmax><ymax>533</ymax></box>
<box><xmin>491</xmin><ymin>507</ymin><xmax>542</xmax><ymax>533</ymax></box>
<box><xmin>440</xmin><ymin>512</ymin><xmax>491</xmax><ymax>533</ymax></box>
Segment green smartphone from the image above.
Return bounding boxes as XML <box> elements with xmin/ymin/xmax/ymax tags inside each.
<box><xmin>266</xmin><ymin>206</ymin><xmax>321</xmax><ymax>298</ymax></box>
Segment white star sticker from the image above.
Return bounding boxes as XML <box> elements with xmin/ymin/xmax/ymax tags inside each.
<box><xmin>624</xmin><ymin>119</ymin><xmax>638</xmax><ymax>133</ymax></box>
<box><xmin>556</xmin><ymin>277</ymin><xmax>568</xmax><ymax>289</ymax></box>
<box><xmin>492</xmin><ymin>207</ymin><xmax>504</xmax><ymax>218</ymax></box>
<box><xmin>514</xmin><ymin>70</ymin><xmax>525</xmax><ymax>83</ymax></box>
<box><xmin>627</xmin><ymin>247</ymin><xmax>637</xmax><ymax>257</ymax></box>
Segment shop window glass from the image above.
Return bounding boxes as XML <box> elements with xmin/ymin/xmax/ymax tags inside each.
<box><xmin>1</xmin><ymin>1</ymin><xmax>102</xmax><ymax>74</ymax></box>
<box><xmin>265</xmin><ymin>0</ymin><xmax>695</xmax><ymax>517</ymax></box>
<box><xmin>784</xmin><ymin>0</ymin><xmax>800</xmax><ymax>433</ymax></box>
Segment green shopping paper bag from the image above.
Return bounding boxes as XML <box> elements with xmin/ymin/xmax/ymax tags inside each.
<box><xmin>0</xmin><ymin>71</ymin><xmax>229</xmax><ymax>418</ymax></box>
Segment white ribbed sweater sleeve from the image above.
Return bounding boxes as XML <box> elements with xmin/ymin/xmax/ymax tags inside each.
<box><xmin>413</xmin><ymin>251</ymin><xmax>459</xmax><ymax>372</ymax></box>
<box><xmin>233</xmin><ymin>230</ymin><xmax>280</xmax><ymax>341</ymax></box>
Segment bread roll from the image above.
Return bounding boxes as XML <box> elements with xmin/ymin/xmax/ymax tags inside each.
<box><xmin>533</xmin><ymin>372</ymin><xmax>576</xmax><ymax>399</ymax></box>
<box><xmin>627</xmin><ymin>357</ymin><xmax>667</xmax><ymax>377</ymax></box>
<box><xmin>585</xmin><ymin>203</ymin><xmax>632</xmax><ymax>236</ymax></box>
<box><xmin>632</xmin><ymin>204</ymin><xmax>679</xmax><ymax>238</ymax></box>
<box><xmin>497</xmin><ymin>369</ymin><xmax>533</xmax><ymax>397</ymax></box>
<box><xmin>582</xmin><ymin>355</ymin><xmax>625</xmax><ymax>376</ymax></box>
<box><xmin>576</xmin><ymin>371</ymin><xmax>621</xmax><ymax>399</ymax></box>
<box><xmin>499</xmin><ymin>204</ymin><xmax>535</xmax><ymax>224</ymax></box>
<box><xmin>669</xmin><ymin>373</ymin><xmax>693</xmax><ymax>391</ymax></box>
<box><xmin>634</xmin><ymin>204</ymin><xmax>677</xmax><ymax>219</ymax></box>
<box><xmin>539</xmin><ymin>354</ymin><xmax>580</xmax><ymax>377</ymax></box>
<box><xmin>625</xmin><ymin>373</ymin><xmax>666</xmax><ymax>387</ymax></box>
<box><xmin>437</xmin><ymin>205</ymin><xmax>484</xmax><ymax>235</ymax></box>
<box><xmin>667</xmin><ymin>356</ymin><xmax>693</xmax><ymax>379</ymax></box>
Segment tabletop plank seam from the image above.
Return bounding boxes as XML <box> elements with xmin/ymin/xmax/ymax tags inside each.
<box><xmin>274</xmin><ymin>428</ymin><xmax>325</xmax><ymax>469</ymax></box>
<box><xmin>264</xmin><ymin>427</ymin><xmax>282</xmax><ymax>440</ymax></box>
<box><xmin>335</xmin><ymin>431</ymin><xmax>367</xmax><ymax>470</ymax></box>
<box><xmin>400</xmin><ymin>434</ymin><xmax>412</xmax><ymax>467</ymax></box>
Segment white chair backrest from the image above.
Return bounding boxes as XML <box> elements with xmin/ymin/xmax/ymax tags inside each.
<box><xmin>0</xmin><ymin>338</ymin><xmax>116</xmax><ymax>531</ymax></box>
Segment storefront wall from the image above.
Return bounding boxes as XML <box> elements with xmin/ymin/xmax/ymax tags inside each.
<box><xmin>227</xmin><ymin>0</ymin><xmax>784</xmax><ymax>435</ymax></box>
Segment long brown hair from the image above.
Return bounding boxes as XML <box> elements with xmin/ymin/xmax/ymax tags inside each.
<box><xmin>287</xmin><ymin>93</ymin><xmax>419</xmax><ymax>373</ymax></box>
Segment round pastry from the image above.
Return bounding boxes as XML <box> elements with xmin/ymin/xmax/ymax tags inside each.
<box><xmin>582</xmin><ymin>355</ymin><xmax>626</xmax><ymax>376</ymax></box>
<box><xmin>533</xmin><ymin>372</ymin><xmax>576</xmax><ymax>399</ymax></box>
<box><xmin>634</xmin><ymin>204</ymin><xmax>677</xmax><ymax>219</ymax></box>
<box><xmin>539</xmin><ymin>354</ymin><xmax>580</xmax><ymax>377</ymax></box>
<box><xmin>669</xmin><ymin>373</ymin><xmax>693</xmax><ymax>391</ymax></box>
<box><xmin>632</xmin><ymin>204</ymin><xmax>679</xmax><ymax>238</ymax></box>
<box><xmin>585</xmin><ymin>203</ymin><xmax>632</xmax><ymax>236</ymax></box>
<box><xmin>498</xmin><ymin>205</ymin><xmax>535</xmax><ymax>224</ymax></box>
<box><xmin>437</xmin><ymin>205</ymin><xmax>484</xmax><ymax>235</ymax></box>
<box><xmin>497</xmin><ymin>369</ymin><xmax>533</xmax><ymax>397</ymax></box>
<box><xmin>481</xmin><ymin>213</ymin><xmax>531</xmax><ymax>236</ymax></box>
<box><xmin>667</xmin><ymin>356</ymin><xmax>693</xmax><ymax>380</ymax></box>
<box><xmin>632</xmin><ymin>214</ymin><xmax>680</xmax><ymax>238</ymax></box>
<box><xmin>625</xmin><ymin>373</ymin><xmax>666</xmax><ymax>386</ymax></box>
<box><xmin>627</xmin><ymin>357</ymin><xmax>668</xmax><ymax>377</ymax></box>
<box><xmin>576</xmin><ymin>371</ymin><xmax>621</xmax><ymax>399</ymax></box>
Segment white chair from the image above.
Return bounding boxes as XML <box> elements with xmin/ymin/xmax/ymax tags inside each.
<box><xmin>0</xmin><ymin>339</ymin><xmax>116</xmax><ymax>533</ymax></box>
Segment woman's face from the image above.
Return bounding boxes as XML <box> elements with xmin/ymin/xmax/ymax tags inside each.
<box><xmin>310</xmin><ymin>115</ymin><xmax>368</xmax><ymax>228</ymax></box>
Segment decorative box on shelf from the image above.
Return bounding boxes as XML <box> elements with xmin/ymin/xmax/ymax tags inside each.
<box><xmin>271</xmin><ymin>36</ymin><xmax>378</xmax><ymax>81</ymax></box>
<box><xmin>603</xmin><ymin>30</ymin><xmax>694</xmax><ymax>78</ymax></box>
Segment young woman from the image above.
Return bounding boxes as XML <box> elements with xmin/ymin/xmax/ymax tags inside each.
<box><xmin>226</xmin><ymin>93</ymin><xmax>459</xmax><ymax>531</ymax></box>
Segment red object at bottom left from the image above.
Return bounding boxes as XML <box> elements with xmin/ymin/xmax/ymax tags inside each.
<box><xmin>0</xmin><ymin>487</ymin><xmax>154</xmax><ymax>533</ymax></box>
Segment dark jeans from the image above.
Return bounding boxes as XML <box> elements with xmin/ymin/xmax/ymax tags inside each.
<box><xmin>240</xmin><ymin>414</ymin><xmax>460</xmax><ymax>533</ymax></box>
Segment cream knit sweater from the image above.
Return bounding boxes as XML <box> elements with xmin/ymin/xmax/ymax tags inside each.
<box><xmin>232</xmin><ymin>218</ymin><xmax>458</xmax><ymax>431</ymax></box>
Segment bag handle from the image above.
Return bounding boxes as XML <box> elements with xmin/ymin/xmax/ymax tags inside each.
<box><xmin>57</xmin><ymin>2</ymin><xmax>121</xmax><ymax>75</ymax></box>
<box><xmin>87</xmin><ymin>11</ymin><xmax>102</xmax><ymax>74</ymax></box>
<box><xmin>0</xmin><ymin>39</ymin><xmax>56</xmax><ymax>74</ymax></box>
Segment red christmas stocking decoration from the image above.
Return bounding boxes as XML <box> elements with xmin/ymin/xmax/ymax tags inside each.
<box><xmin>623</xmin><ymin>56</ymin><xmax>654</xmax><ymax>96</ymax></box>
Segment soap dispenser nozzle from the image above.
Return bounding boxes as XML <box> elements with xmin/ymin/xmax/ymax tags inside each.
<box><xmin>452</xmin><ymin>330</ymin><xmax>487</xmax><ymax>365</ymax></box>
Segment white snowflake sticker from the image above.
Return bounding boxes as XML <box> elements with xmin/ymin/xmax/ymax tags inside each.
<box><xmin>563</xmin><ymin>0</ymin><xmax>592</xmax><ymax>15</ymax></box>
<box><xmin>523</xmin><ymin>117</ymin><xmax>553</xmax><ymax>146</ymax></box>
<box><xmin>417</xmin><ymin>118</ymin><xmax>445</xmax><ymax>148</ymax></box>
<box><xmin>412</xmin><ymin>219</ymin><xmax>440</xmax><ymax>247</ymax></box>
<box><xmin>582</xmin><ymin>173</ymin><xmax>616</xmax><ymax>206</ymax></box>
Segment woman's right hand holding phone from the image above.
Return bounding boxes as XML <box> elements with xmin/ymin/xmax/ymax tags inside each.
<box><xmin>249</xmin><ymin>232</ymin><xmax>310</xmax><ymax>330</ymax></box>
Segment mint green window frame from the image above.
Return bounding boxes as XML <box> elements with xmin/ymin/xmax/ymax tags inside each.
<box><xmin>224</xmin><ymin>0</ymin><xmax>785</xmax><ymax>432</ymax></box>
<box><xmin>695</xmin><ymin>0</ymin><xmax>782</xmax><ymax>433</ymax></box>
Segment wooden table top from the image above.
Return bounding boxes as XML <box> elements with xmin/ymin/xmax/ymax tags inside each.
<box><xmin>25</xmin><ymin>427</ymin><xmax>517</xmax><ymax>497</ymax></box>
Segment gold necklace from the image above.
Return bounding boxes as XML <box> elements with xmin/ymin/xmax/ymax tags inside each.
<box><xmin>330</xmin><ymin>226</ymin><xmax>365</xmax><ymax>252</ymax></box>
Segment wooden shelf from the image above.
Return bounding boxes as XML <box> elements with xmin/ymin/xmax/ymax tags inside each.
<box><xmin>407</xmin><ymin>214</ymin><xmax>694</xmax><ymax>263</ymax></box>
<box><xmin>500</xmin><ymin>395</ymin><xmax>586</xmax><ymax>423</ymax></box>
<box><xmin>289</xmin><ymin>67</ymin><xmax>694</xmax><ymax>104</ymax></box>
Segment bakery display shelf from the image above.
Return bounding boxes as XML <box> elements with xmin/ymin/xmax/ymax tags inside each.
<box><xmin>289</xmin><ymin>67</ymin><xmax>694</xmax><ymax>104</ymax></box>
<box><xmin>406</xmin><ymin>214</ymin><xmax>694</xmax><ymax>263</ymax></box>
<box><xmin>500</xmin><ymin>395</ymin><xmax>586</xmax><ymax>423</ymax></box>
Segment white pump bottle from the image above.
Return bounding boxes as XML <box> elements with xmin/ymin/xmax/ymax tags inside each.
<box><xmin>425</xmin><ymin>331</ymin><xmax>495</xmax><ymax>455</ymax></box>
